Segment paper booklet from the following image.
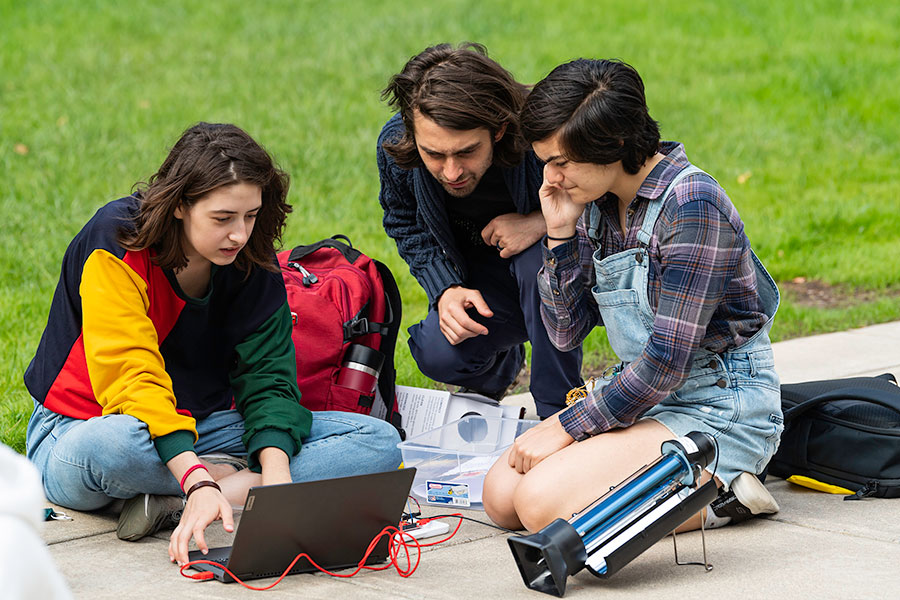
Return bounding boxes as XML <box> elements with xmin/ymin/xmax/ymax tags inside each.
<box><xmin>371</xmin><ymin>385</ymin><xmax>525</xmax><ymax>439</ymax></box>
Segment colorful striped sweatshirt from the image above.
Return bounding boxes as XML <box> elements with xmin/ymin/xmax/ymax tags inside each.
<box><xmin>24</xmin><ymin>196</ymin><xmax>311</xmax><ymax>471</ymax></box>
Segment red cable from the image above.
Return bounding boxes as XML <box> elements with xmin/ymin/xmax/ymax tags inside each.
<box><xmin>179</xmin><ymin>514</ymin><xmax>464</xmax><ymax>590</ymax></box>
<box><xmin>410</xmin><ymin>514</ymin><xmax>464</xmax><ymax>547</ymax></box>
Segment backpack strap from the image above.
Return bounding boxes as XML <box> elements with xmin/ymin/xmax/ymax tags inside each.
<box><xmin>374</xmin><ymin>259</ymin><xmax>406</xmax><ymax>440</ymax></box>
<box><xmin>343</xmin><ymin>314</ymin><xmax>391</xmax><ymax>341</ymax></box>
<box><xmin>343</xmin><ymin>295</ymin><xmax>394</xmax><ymax>341</ymax></box>
<box><xmin>288</xmin><ymin>234</ymin><xmax>362</xmax><ymax>263</ymax></box>
<box><xmin>636</xmin><ymin>165</ymin><xmax>706</xmax><ymax>247</ymax></box>
<box><xmin>782</xmin><ymin>386</ymin><xmax>900</xmax><ymax>422</ymax></box>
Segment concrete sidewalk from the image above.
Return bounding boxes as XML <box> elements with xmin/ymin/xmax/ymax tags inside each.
<box><xmin>41</xmin><ymin>322</ymin><xmax>900</xmax><ymax>599</ymax></box>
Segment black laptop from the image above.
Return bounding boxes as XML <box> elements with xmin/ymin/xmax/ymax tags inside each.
<box><xmin>188</xmin><ymin>468</ymin><xmax>416</xmax><ymax>583</ymax></box>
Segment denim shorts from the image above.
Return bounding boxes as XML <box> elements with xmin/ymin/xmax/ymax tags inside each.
<box><xmin>641</xmin><ymin>345</ymin><xmax>784</xmax><ymax>489</ymax></box>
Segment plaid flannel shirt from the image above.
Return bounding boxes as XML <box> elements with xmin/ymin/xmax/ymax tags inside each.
<box><xmin>537</xmin><ymin>143</ymin><xmax>769</xmax><ymax>440</ymax></box>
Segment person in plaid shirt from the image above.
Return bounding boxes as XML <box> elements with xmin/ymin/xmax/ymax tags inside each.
<box><xmin>484</xmin><ymin>59</ymin><xmax>784</xmax><ymax>533</ymax></box>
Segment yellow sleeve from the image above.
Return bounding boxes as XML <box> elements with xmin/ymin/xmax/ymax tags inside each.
<box><xmin>80</xmin><ymin>249</ymin><xmax>197</xmax><ymax>441</ymax></box>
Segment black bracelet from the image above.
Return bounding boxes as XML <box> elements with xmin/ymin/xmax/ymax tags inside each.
<box><xmin>185</xmin><ymin>479</ymin><xmax>222</xmax><ymax>500</ymax></box>
<box><xmin>546</xmin><ymin>234</ymin><xmax>576</xmax><ymax>242</ymax></box>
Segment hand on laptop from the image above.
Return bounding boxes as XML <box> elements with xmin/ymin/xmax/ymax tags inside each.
<box><xmin>169</xmin><ymin>486</ymin><xmax>234</xmax><ymax>566</ymax></box>
<box><xmin>167</xmin><ymin>448</ymin><xmax>290</xmax><ymax>565</ymax></box>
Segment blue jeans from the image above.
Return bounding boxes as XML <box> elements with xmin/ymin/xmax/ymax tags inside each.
<box><xmin>26</xmin><ymin>402</ymin><xmax>401</xmax><ymax>511</ymax></box>
<box><xmin>408</xmin><ymin>242</ymin><xmax>583</xmax><ymax>418</ymax></box>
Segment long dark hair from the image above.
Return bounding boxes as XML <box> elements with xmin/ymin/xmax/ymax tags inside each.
<box><xmin>521</xmin><ymin>59</ymin><xmax>660</xmax><ymax>175</ymax></box>
<box><xmin>120</xmin><ymin>122</ymin><xmax>291</xmax><ymax>273</ymax></box>
<box><xmin>381</xmin><ymin>42</ymin><xmax>529</xmax><ymax>169</ymax></box>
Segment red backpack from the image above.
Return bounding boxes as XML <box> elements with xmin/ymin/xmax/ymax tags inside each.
<box><xmin>277</xmin><ymin>235</ymin><xmax>404</xmax><ymax>438</ymax></box>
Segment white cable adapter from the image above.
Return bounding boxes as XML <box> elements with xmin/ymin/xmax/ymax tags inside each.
<box><xmin>395</xmin><ymin>520</ymin><xmax>450</xmax><ymax>541</ymax></box>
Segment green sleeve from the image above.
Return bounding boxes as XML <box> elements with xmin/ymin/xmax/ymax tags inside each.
<box><xmin>154</xmin><ymin>430</ymin><xmax>196</xmax><ymax>464</ymax></box>
<box><xmin>230</xmin><ymin>302</ymin><xmax>312</xmax><ymax>472</ymax></box>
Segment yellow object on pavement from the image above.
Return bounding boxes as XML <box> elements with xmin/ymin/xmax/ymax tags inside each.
<box><xmin>786</xmin><ymin>475</ymin><xmax>854</xmax><ymax>495</ymax></box>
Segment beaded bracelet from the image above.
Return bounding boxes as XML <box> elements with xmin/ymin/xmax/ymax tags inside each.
<box><xmin>180</xmin><ymin>463</ymin><xmax>209</xmax><ymax>492</ymax></box>
<box><xmin>546</xmin><ymin>234</ymin><xmax>577</xmax><ymax>242</ymax></box>
<box><xmin>185</xmin><ymin>480</ymin><xmax>222</xmax><ymax>500</ymax></box>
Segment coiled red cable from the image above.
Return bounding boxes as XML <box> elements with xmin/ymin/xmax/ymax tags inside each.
<box><xmin>179</xmin><ymin>514</ymin><xmax>464</xmax><ymax>591</ymax></box>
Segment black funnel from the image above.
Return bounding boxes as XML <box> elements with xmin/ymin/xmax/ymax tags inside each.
<box><xmin>507</xmin><ymin>519</ymin><xmax>587</xmax><ymax>597</ymax></box>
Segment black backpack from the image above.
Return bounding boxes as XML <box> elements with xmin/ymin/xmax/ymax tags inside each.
<box><xmin>768</xmin><ymin>373</ymin><xmax>900</xmax><ymax>499</ymax></box>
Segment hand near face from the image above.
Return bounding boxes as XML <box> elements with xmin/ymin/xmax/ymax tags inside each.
<box><xmin>507</xmin><ymin>413</ymin><xmax>575</xmax><ymax>474</ymax></box>
<box><xmin>480</xmin><ymin>211</ymin><xmax>547</xmax><ymax>258</ymax></box>
<box><xmin>437</xmin><ymin>285</ymin><xmax>493</xmax><ymax>345</ymax></box>
<box><xmin>539</xmin><ymin>167</ymin><xmax>584</xmax><ymax>238</ymax></box>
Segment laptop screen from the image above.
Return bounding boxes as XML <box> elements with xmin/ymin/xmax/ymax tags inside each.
<box><xmin>189</xmin><ymin>468</ymin><xmax>416</xmax><ymax>582</ymax></box>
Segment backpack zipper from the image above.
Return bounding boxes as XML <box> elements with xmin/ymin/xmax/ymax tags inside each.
<box><xmin>286</xmin><ymin>261</ymin><xmax>318</xmax><ymax>286</ymax></box>
<box><xmin>843</xmin><ymin>480</ymin><xmax>879</xmax><ymax>501</ymax></box>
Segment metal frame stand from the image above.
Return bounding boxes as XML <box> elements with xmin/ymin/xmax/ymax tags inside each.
<box><xmin>671</xmin><ymin>513</ymin><xmax>713</xmax><ymax>572</ymax></box>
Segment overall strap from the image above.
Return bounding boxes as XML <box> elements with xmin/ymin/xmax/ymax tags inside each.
<box><xmin>636</xmin><ymin>165</ymin><xmax>705</xmax><ymax>247</ymax></box>
<box><xmin>586</xmin><ymin>202</ymin><xmax>603</xmax><ymax>244</ymax></box>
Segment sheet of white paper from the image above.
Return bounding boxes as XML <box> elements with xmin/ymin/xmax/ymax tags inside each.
<box><xmin>370</xmin><ymin>387</ymin><xmax>387</xmax><ymax>420</ymax></box>
<box><xmin>372</xmin><ymin>385</ymin><xmax>450</xmax><ymax>437</ymax></box>
<box><xmin>394</xmin><ymin>385</ymin><xmax>452</xmax><ymax>439</ymax></box>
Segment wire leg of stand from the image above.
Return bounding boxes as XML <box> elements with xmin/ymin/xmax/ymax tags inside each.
<box><xmin>699</xmin><ymin>512</ymin><xmax>713</xmax><ymax>571</ymax></box>
<box><xmin>672</xmin><ymin>516</ymin><xmax>713</xmax><ymax>572</ymax></box>
<box><xmin>672</xmin><ymin>527</ymin><xmax>683</xmax><ymax>564</ymax></box>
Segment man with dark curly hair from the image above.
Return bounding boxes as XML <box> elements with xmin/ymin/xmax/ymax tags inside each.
<box><xmin>377</xmin><ymin>43</ymin><xmax>583</xmax><ymax>418</ymax></box>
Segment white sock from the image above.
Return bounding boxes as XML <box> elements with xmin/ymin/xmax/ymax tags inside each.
<box><xmin>704</xmin><ymin>506</ymin><xmax>732</xmax><ymax>529</ymax></box>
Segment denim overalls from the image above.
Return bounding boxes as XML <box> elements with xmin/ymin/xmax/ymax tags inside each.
<box><xmin>587</xmin><ymin>166</ymin><xmax>783</xmax><ymax>487</ymax></box>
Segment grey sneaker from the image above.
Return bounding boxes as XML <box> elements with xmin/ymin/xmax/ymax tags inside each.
<box><xmin>117</xmin><ymin>494</ymin><xmax>185</xmax><ymax>541</ymax></box>
<box><xmin>707</xmin><ymin>471</ymin><xmax>779</xmax><ymax>528</ymax></box>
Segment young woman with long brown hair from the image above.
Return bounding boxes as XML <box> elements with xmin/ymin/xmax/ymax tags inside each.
<box><xmin>25</xmin><ymin>123</ymin><xmax>401</xmax><ymax>565</ymax></box>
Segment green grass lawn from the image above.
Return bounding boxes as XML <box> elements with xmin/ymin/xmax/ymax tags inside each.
<box><xmin>2</xmin><ymin>0</ymin><xmax>899</xmax><ymax>452</ymax></box>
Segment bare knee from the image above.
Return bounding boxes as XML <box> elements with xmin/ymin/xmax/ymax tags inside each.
<box><xmin>512</xmin><ymin>474</ymin><xmax>571</xmax><ymax>533</ymax></box>
<box><xmin>482</xmin><ymin>459</ymin><xmax>524</xmax><ymax>530</ymax></box>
